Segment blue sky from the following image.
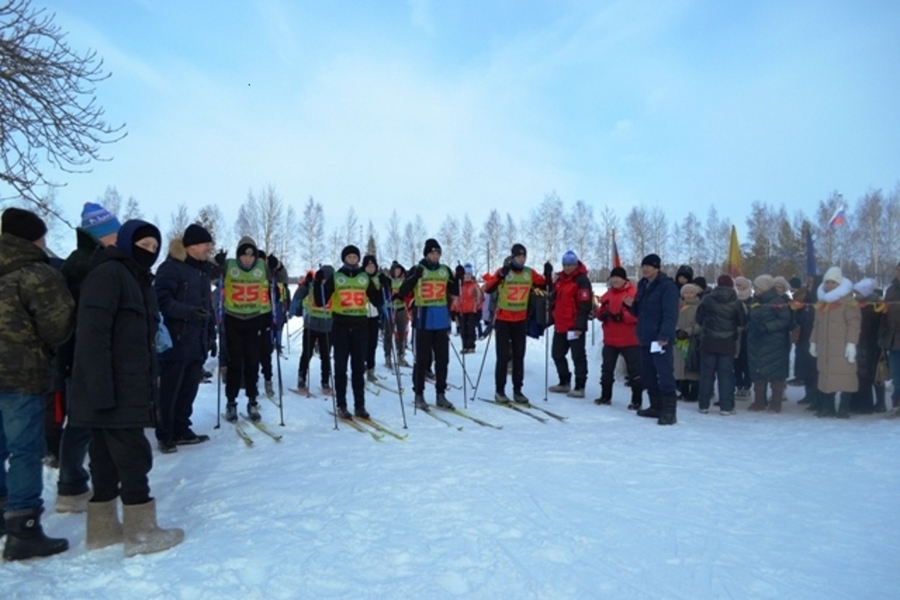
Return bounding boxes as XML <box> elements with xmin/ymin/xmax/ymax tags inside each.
<box><xmin>29</xmin><ymin>0</ymin><xmax>900</xmax><ymax>249</ymax></box>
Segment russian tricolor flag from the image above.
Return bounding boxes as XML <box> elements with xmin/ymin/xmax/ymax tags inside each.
<box><xmin>827</xmin><ymin>206</ymin><xmax>846</xmax><ymax>229</ymax></box>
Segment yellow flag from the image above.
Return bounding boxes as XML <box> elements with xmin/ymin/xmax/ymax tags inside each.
<box><xmin>724</xmin><ymin>225</ymin><xmax>742</xmax><ymax>277</ymax></box>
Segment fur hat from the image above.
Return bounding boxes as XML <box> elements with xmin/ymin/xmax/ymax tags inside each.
<box><xmin>773</xmin><ymin>276</ymin><xmax>789</xmax><ymax>292</ymax></box>
<box><xmin>854</xmin><ymin>278</ymin><xmax>875</xmax><ymax>297</ymax></box>
<box><xmin>1</xmin><ymin>208</ymin><xmax>47</xmax><ymax>242</ymax></box>
<box><xmin>823</xmin><ymin>266</ymin><xmax>843</xmax><ymax>284</ymax></box>
<box><xmin>753</xmin><ymin>275</ymin><xmax>775</xmax><ymax>293</ymax></box>
<box><xmin>680</xmin><ymin>283</ymin><xmax>700</xmax><ymax>297</ymax></box>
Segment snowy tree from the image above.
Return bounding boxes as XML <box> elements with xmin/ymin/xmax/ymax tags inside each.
<box><xmin>96</xmin><ymin>185</ymin><xmax>122</xmax><ymax>218</ymax></box>
<box><xmin>459</xmin><ymin>215</ymin><xmax>476</xmax><ymax>271</ymax></box>
<box><xmin>625</xmin><ymin>206</ymin><xmax>650</xmax><ymax>267</ymax></box>
<box><xmin>501</xmin><ymin>213</ymin><xmax>518</xmax><ymax>261</ymax></box>
<box><xmin>704</xmin><ymin>207</ymin><xmax>729</xmax><ymax>280</ymax></box>
<box><xmin>365</xmin><ymin>220</ymin><xmax>378</xmax><ymax>259</ymax></box>
<box><xmin>122</xmin><ymin>196</ymin><xmax>142</xmax><ymax>220</ymax></box>
<box><xmin>343</xmin><ymin>207</ymin><xmax>361</xmax><ymax>244</ymax></box>
<box><xmin>232</xmin><ymin>185</ymin><xmax>295</xmax><ymax>270</ymax></box>
<box><xmin>479</xmin><ymin>209</ymin><xmax>503</xmax><ymax>271</ymax></box>
<box><xmin>565</xmin><ymin>199</ymin><xmax>597</xmax><ymax>271</ymax></box>
<box><xmin>855</xmin><ymin>190</ymin><xmax>884</xmax><ymax>278</ymax></box>
<box><xmin>529</xmin><ymin>191</ymin><xmax>565</xmax><ymax>265</ymax></box>
<box><xmin>195</xmin><ymin>203</ymin><xmax>224</xmax><ymax>249</ymax></box>
<box><xmin>648</xmin><ymin>206</ymin><xmax>668</xmax><ymax>259</ymax></box>
<box><xmin>402</xmin><ymin>221</ymin><xmax>417</xmax><ymax>267</ymax></box>
<box><xmin>436</xmin><ymin>215</ymin><xmax>459</xmax><ymax>265</ymax></box>
<box><xmin>597</xmin><ymin>205</ymin><xmax>619</xmax><ymax>270</ymax></box>
<box><xmin>385</xmin><ymin>210</ymin><xmax>403</xmax><ymax>263</ymax></box>
<box><xmin>679</xmin><ymin>211</ymin><xmax>704</xmax><ymax>267</ymax></box>
<box><xmin>297</xmin><ymin>196</ymin><xmax>325</xmax><ymax>272</ymax></box>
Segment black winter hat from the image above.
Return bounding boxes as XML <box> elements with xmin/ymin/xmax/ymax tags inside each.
<box><xmin>789</xmin><ymin>277</ymin><xmax>803</xmax><ymax>290</ymax></box>
<box><xmin>362</xmin><ymin>254</ymin><xmax>378</xmax><ymax>270</ymax></box>
<box><xmin>511</xmin><ymin>243</ymin><xmax>527</xmax><ymax>257</ymax></box>
<box><xmin>2</xmin><ymin>208</ymin><xmax>47</xmax><ymax>242</ymax></box>
<box><xmin>641</xmin><ymin>253</ymin><xmax>661</xmax><ymax>269</ymax></box>
<box><xmin>183</xmin><ymin>223</ymin><xmax>213</xmax><ymax>247</ymax></box>
<box><xmin>676</xmin><ymin>264</ymin><xmax>694</xmax><ymax>282</ymax></box>
<box><xmin>341</xmin><ymin>245</ymin><xmax>360</xmax><ymax>262</ymax></box>
<box><xmin>610</xmin><ymin>266</ymin><xmax>627</xmax><ymax>280</ymax></box>
<box><xmin>423</xmin><ymin>238</ymin><xmax>442</xmax><ymax>256</ymax></box>
<box><xmin>694</xmin><ymin>276</ymin><xmax>708</xmax><ymax>290</ymax></box>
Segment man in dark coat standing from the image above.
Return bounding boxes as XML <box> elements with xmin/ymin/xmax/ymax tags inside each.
<box><xmin>154</xmin><ymin>224</ymin><xmax>215</xmax><ymax>453</ymax></box>
<box><xmin>625</xmin><ymin>254</ymin><xmax>679</xmax><ymax>425</ymax></box>
<box><xmin>0</xmin><ymin>208</ymin><xmax>75</xmax><ymax>560</ymax></box>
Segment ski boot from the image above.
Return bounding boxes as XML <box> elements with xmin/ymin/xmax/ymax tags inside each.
<box><xmin>354</xmin><ymin>404</ymin><xmax>370</xmax><ymax>420</ymax></box>
<box><xmin>436</xmin><ymin>394</ymin><xmax>455</xmax><ymax>410</ymax></box>
<box><xmin>549</xmin><ymin>382</ymin><xmax>571</xmax><ymax>394</ymax></box>
<box><xmin>512</xmin><ymin>391</ymin><xmax>529</xmax><ymax>404</ymax></box>
<box><xmin>264</xmin><ymin>380</ymin><xmax>275</xmax><ymax>399</ymax></box>
<box><xmin>385</xmin><ymin>354</ymin><xmax>393</xmax><ymax>369</ymax></box>
<box><xmin>414</xmin><ymin>395</ymin><xmax>430</xmax><ymax>410</ymax></box>
<box><xmin>336</xmin><ymin>405</ymin><xmax>352</xmax><ymax>420</ymax></box>
<box><xmin>494</xmin><ymin>392</ymin><xmax>511</xmax><ymax>404</ymax></box>
<box><xmin>247</xmin><ymin>400</ymin><xmax>261</xmax><ymax>422</ymax></box>
<box><xmin>366</xmin><ymin>368</ymin><xmax>378</xmax><ymax>383</ymax></box>
<box><xmin>225</xmin><ymin>401</ymin><xmax>238</xmax><ymax>423</ymax></box>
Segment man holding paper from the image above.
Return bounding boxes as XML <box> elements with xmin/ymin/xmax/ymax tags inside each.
<box><xmin>624</xmin><ymin>254</ymin><xmax>680</xmax><ymax>425</ymax></box>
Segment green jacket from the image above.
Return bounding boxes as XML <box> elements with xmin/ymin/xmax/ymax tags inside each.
<box><xmin>0</xmin><ymin>233</ymin><xmax>75</xmax><ymax>394</ymax></box>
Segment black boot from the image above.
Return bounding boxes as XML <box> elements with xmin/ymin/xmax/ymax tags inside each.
<box><xmin>628</xmin><ymin>385</ymin><xmax>642</xmax><ymax>410</ymax></box>
<box><xmin>657</xmin><ymin>395</ymin><xmax>677</xmax><ymax>425</ymax></box>
<box><xmin>225</xmin><ymin>401</ymin><xmax>238</xmax><ymax>423</ymax></box>
<box><xmin>837</xmin><ymin>393</ymin><xmax>850</xmax><ymax>419</ymax></box>
<box><xmin>817</xmin><ymin>392</ymin><xmax>836</xmax><ymax>418</ymax></box>
<box><xmin>637</xmin><ymin>395</ymin><xmax>661</xmax><ymax>418</ymax></box>
<box><xmin>874</xmin><ymin>384</ymin><xmax>887</xmax><ymax>413</ymax></box>
<box><xmin>804</xmin><ymin>385</ymin><xmax>819</xmax><ymax>412</ymax></box>
<box><xmin>594</xmin><ymin>382</ymin><xmax>613</xmax><ymax>405</ymax></box>
<box><xmin>2</xmin><ymin>508</ymin><xmax>69</xmax><ymax>561</ymax></box>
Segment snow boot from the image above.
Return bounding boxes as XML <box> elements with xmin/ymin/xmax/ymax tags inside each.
<box><xmin>436</xmin><ymin>394</ymin><xmax>455</xmax><ymax>410</ymax></box>
<box><xmin>2</xmin><ymin>508</ymin><xmax>69</xmax><ymax>561</ymax></box>
<box><xmin>366</xmin><ymin>368</ymin><xmax>378</xmax><ymax>383</ymax></box>
<box><xmin>56</xmin><ymin>489</ymin><xmax>92</xmax><ymax>514</ymax></box>
<box><xmin>512</xmin><ymin>391</ymin><xmax>529</xmax><ymax>404</ymax></box>
<box><xmin>264</xmin><ymin>380</ymin><xmax>275</xmax><ymax>398</ymax></box>
<box><xmin>385</xmin><ymin>354</ymin><xmax>393</xmax><ymax>369</ymax></box>
<box><xmin>874</xmin><ymin>384</ymin><xmax>887</xmax><ymax>413</ymax></box>
<box><xmin>0</xmin><ymin>498</ymin><xmax>5</xmax><ymax>537</ymax></box>
<box><xmin>628</xmin><ymin>385</ymin><xmax>643</xmax><ymax>410</ymax></box>
<box><xmin>804</xmin><ymin>384</ymin><xmax>820</xmax><ymax>412</ymax></box>
<box><xmin>157</xmin><ymin>439</ymin><xmax>178</xmax><ymax>454</ymax></box>
<box><xmin>567</xmin><ymin>388</ymin><xmax>585</xmax><ymax>398</ymax></box>
<box><xmin>637</xmin><ymin>395</ymin><xmax>661</xmax><ymax>418</ymax></box>
<box><xmin>337</xmin><ymin>405</ymin><xmax>352</xmax><ymax>420</ymax></box>
<box><xmin>767</xmin><ymin>380</ymin><xmax>785</xmax><ymax>413</ymax></box>
<box><xmin>247</xmin><ymin>400</ymin><xmax>261</xmax><ymax>422</ymax></box>
<box><xmin>594</xmin><ymin>382</ymin><xmax>613</xmax><ymax>405</ymax></box>
<box><xmin>836</xmin><ymin>393</ymin><xmax>851</xmax><ymax>419</ymax></box>
<box><xmin>225</xmin><ymin>400</ymin><xmax>238</xmax><ymax>423</ymax></box>
<box><xmin>817</xmin><ymin>392</ymin><xmax>837</xmax><ymax>418</ymax></box>
<box><xmin>86</xmin><ymin>499</ymin><xmax>123</xmax><ymax>550</ymax></box>
<box><xmin>494</xmin><ymin>392</ymin><xmax>511</xmax><ymax>404</ymax></box>
<box><xmin>657</xmin><ymin>395</ymin><xmax>678</xmax><ymax>426</ymax></box>
<box><xmin>748</xmin><ymin>380</ymin><xmax>768</xmax><ymax>411</ymax></box>
<box><xmin>549</xmin><ymin>376</ymin><xmax>571</xmax><ymax>394</ymax></box>
<box><xmin>354</xmin><ymin>404</ymin><xmax>370</xmax><ymax>420</ymax></box>
<box><xmin>414</xmin><ymin>395</ymin><xmax>430</xmax><ymax>410</ymax></box>
<box><xmin>297</xmin><ymin>373</ymin><xmax>307</xmax><ymax>390</ymax></box>
<box><xmin>176</xmin><ymin>429</ymin><xmax>210</xmax><ymax>445</ymax></box>
<box><xmin>122</xmin><ymin>499</ymin><xmax>184</xmax><ymax>558</ymax></box>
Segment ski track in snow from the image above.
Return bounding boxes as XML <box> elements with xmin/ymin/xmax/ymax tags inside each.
<box><xmin>5</xmin><ymin>315</ymin><xmax>900</xmax><ymax>599</ymax></box>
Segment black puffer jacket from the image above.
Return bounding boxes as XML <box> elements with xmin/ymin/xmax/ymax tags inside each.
<box><xmin>154</xmin><ymin>238</ymin><xmax>215</xmax><ymax>362</ymax></box>
<box><xmin>857</xmin><ymin>293</ymin><xmax>882</xmax><ymax>381</ymax></box>
<box><xmin>746</xmin><ymin>287</ymin><xmax>793</xmax><ymax>381</ymax></box>
<box><xmin>696</xmin><ymin>286</ymin><xmax>746</xmax><ymax>355</ymax></box>
<box><xmin>68</xmin><ymin>221</ymin><xmax>161</xmax><ymax>429</ymax></box>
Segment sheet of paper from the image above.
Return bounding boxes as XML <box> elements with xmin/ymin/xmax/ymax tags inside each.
<box><xmin>650</xmin><ymin>341</ymin><xmax>664</xmax><ymax>354</ymax></box>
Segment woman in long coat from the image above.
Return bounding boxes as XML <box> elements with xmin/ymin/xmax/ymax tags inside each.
<box><xmin>746</xmin><ymin>275</ymin><xmax>793</xmax><ymax>412</ymax></box>
<box><xmin>674</xmin><ymin>283</ymin><xmax>701</xmax><ymax>401</ymax></box>
<box><xmin>69</xmin><ymin>219</ymin><xmax>184</xmax><ymax>557</ymax></box>
<box><xmin>810</xmin><ymin>267</ymin><xmax>861</xmax><ymax>418</ymax></box>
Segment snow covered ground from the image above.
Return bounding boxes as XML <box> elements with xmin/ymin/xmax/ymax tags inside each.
<box><xmin>6</xmin><ymin>316</ymin><xmax>899</xmax><ymax>599</ymax></box>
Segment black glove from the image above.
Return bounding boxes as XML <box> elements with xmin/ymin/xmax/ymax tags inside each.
<box><xmin>416</xmin><ymin>265</ymin><xmax>425</xmax><ymax>279</ymax></box>
<box><xmin>214</xmin><ymin>250</ymin><xmax>227</xmax><ymax>268</ymax></box>
<box><xmin>598</xmin><ymin>310</ymin><xmax>611</xmax><ymax>322</ymax></box>
<box><xmin>267</xmin><ymin>254</ymin><xmax>280</xmax><ymax>271</ymax></box>
<box><xmin>209</xmin><ymin>339</ymin><xmax>217</xmax><ymax>358</ymax></box>
<box><xmin>675</xmin><ymin>329</ymin><xmax>689</xmax><ymax>340</ymax></box>
<box><xmin>314</xmin><ymin>269</ymin><xmax>326</xmax><ymax>282</ymax></box>
<box><xmin>192</xmin><ymin>307</ymin><xmax>211</xmax><ymax>321</ymax></box>
<box><xmin>611</xmin><ymin>312</ymin><xmax>623</xmax><ymax>322</ymax></box>
<box><xmin>455</xmin><ymin>264</ymin><xmax>465</xmax><ymax>279</ymax></box>
<box><xmin>500</xmin><ymin>264</ymin><xmax>511</xmax><ymax>278</ymax></box>
<box><xmin>543</xmin><ymin>261</ymin><xmax>553</xmax><ymax>282</ymax></box>
<box><xmin>379</xmin><ymin>272</ymin><xmax>391</xmax><ymax>289</ymax></box>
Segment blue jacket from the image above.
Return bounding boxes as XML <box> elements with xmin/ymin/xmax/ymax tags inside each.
<box><xmin>154</xmin><ymin>239</ymin><xmax>215</xmax><ymax>362</ymax></box>
<box><xmin>629</xmin><ymin>271</ymin><xmax>679</xmax><ymax>346</ymax></box>
<box><xmin>398</xmin><ymin>259</ymin><xmax>459</xmax><ymax>331</ymax></box>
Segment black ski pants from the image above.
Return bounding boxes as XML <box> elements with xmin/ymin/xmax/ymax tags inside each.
<box><xmin>298</xmin><ymin>327</ymin><xmax>331</xmax><ymax>387</ymax></box>
<box><xmin>494</xmin><ymin>319</ymin><xmax>527</xmax><ymax>395</ymax></box>
<box><xmin>552</xmin><ymin>331</ymin><xmax>588</xmax><ymax>389</ymax></box>
<box><xmin>156</xmin><ymin>358</ymin><xmax>203</xmax><ymax>443</ymax></box>
<box><xmin>332</xmin><ymin>318</ymin><xmax>368</xmax><ymax>410</ymax></box>
<box><xmin>413</xmin><ymin>328</ymin><xmax>450</xmax><ymax>395</ymax></box>
<box><xmin>225</xmin><ymin>314</ymin><xmax>262</xmax><ymax>401</ymax></box>
<box><xmin>600</xmin><ymin>344</ymin><xmax>642</xmax><ymax>390</ymax></box>
<box><xmin>258</xmin><ymin>315</ymin><xmax>274</xmax><ymax>382</ymax></box>
<box><xmin>460</xmin><ymin>312</ymin><xmax>479</xmax><ymax>351</ymax></box>
<box><xmin>366</xmin><ymin>316</ymin><xmax>380</xmax><ymax>370</ymax></box>
<box><xmin>89</xmin><ymin>428</ymin><xmax>152</xmax><ymax>506</ymax></box>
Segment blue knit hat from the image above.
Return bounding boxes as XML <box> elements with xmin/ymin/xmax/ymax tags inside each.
<box><xmin>562</xmin><ymin>250</ymin><xmax>578</xmax><ymax>266</ymax></box>
<box><xmin>464</xmin><ymin>262</ymin><xmax>474</xmax><ymax>275</ymax></box>
<box><xmin>81</xmin><ymin>202</ymin><xmax>121</xmax><ymax>240</ymax></box>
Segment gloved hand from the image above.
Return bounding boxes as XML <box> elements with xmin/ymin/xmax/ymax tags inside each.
<box><xmin>611</xmin><ymin>312</ymin><xmax>623</xmax><ymax>322</ymax></box>
<box><xmin>845</xmin><ymin>342</ymin><xmax>856</xmax><ymax>364</ymax></box>
<box><xmin>209</xmin><ymin>339</ymin><xmax>217</xmax><ymax>358</ymax></box>
<box><xmin>809</xmin><ymin>342</ymin><xmax>817</xmax><ymax>358</ymax></box>
<box><xmin>598</xmin><ymin>310</ymin><xmax>611</xmax><ymax>322</ymax></box>
<box><xmin>214</xmin><ymin>250</ymin><xmax>227</xmax><ymax>268</ymax></box>
<box><xmin>543</xmin><ymin>261</ymin><xmax>553</xmax><ymax>282</ymax></box>
<box><xmin>455</xmin><ymin>264</ymin><xmax>465</xmax><ymax>279</ymax></box>
<box><xmin>304</xmin><ymin>271</ymin><xmax>314</xmax><ymax>285</ymax></box>
<box><xmin>314</xmin><ymin>269</ymin><xmax>326</xmax><ymax>282</ymax></box>
<box><xmin>379</xmin><ymin>272</ymin><xmax>391</xmax><ymax>289</ymax></box>
<box><xmin>192</xmin><ymin>307</ymin><xmax>211</xmax><ymax>321</ymax></box>
<box><xmin>416</xmin><ymin>265</ymin><xmax>425</xmax><ymax>279</ymax></box>
<box><xmin>267</xmin><ymin>254</ymin><xmax>280</xmax><ymax>272</ymax></box>
<box><xmin>500</xmin><ymin>264</ymin><xmax>511</xmax><ymax>278</ymax></box>
<box><xmin>675</xmin><ymin>329</ymin><xmax>689</xmax><ymax>340</ymax></box>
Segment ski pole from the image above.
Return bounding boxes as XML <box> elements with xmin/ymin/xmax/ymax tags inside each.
<box><xmin>215</xmin><ymin>275</ymin><xmax>225</xmax><ymax>429</ymax></box>
<box><xmin>271</xmin><ymin>279</ymin><xmax>285</xmax><ymax>426</ymax></box>
<box><xmin>470</xmin><ymin>310</ymin><xmax>496</xmax><ymax>403</ymax></box>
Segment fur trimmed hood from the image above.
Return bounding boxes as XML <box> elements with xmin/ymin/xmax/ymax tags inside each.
<box><xmin>817</xmin><ymin>277</ymin><xmax>853</xmax><ymax>304</ymax></box>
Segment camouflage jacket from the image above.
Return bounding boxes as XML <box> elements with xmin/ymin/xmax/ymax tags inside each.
<box><xmin>0</xmin><ymin>233</ymin><xmax>75</xmax><ymax>394</ymax></box>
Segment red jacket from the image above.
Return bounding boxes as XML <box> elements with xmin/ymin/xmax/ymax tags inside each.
<box><xmin>456</xmin><ymin>278</ymin><xmax>483</xmax><ymax>314</ymax></box>
<box><xmin>551</xmin><ymin>261</ymin><xmax>592</xmax><ymax>333</ymax></box>
<box><xmin>597</xmin><ymin>280</ymin><xmax>639</xmax><ymax>347</ymax></box>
